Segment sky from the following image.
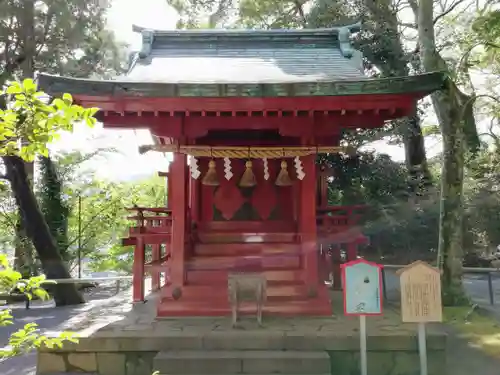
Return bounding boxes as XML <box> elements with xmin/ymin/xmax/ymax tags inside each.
<box><xmin>49</xmin><ymin>0</ymin><xmax>419</xmax><ymax>181</ymax></box>
<box><xmin>50</xmin><ymin>0</ymin><xmax>179</xmax><ymax>181</ymax></box>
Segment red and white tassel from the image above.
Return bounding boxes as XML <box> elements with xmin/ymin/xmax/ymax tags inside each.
<box><xmin>294</xmin><ymin>156</ymin><xmax>305</xmax><ymax>180</ymax></box>
<box><xmin>223</xmin><ymin>157</ymin><xmax>233</xmax><ymax>180</ymax></box>
<box><xmin>189</xmin><ymin>156</ymin><xmax>201</xmax><ymax>179</ymax></box>
<box><xmin>263</xmin><ymin>158</ymin><xmax>270</xmax><ymax>180</ymax></box>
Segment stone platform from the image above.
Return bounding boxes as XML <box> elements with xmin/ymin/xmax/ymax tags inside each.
<box><xmin>37</xmin><ymin>292</ymin><xmax>447</xmax><ymax>375</ymax></box>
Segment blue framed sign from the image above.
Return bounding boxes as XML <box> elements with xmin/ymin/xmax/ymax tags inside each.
<box><xmin>342</xmin><ymin>258</ymin><xmax>383</xmax><ymax>316</ymax></box>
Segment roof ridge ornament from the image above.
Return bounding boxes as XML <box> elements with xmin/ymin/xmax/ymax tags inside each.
<box><xmin>338</xmin><ymin>21</ymin><xmax>362</xmax><ymax>59</ymax></box>
<box><xmin>139</xmin><ymin>29</ymin><xmax>154</xmax><ymax>59</ymax></box>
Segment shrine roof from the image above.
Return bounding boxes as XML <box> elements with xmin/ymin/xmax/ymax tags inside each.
<box><xmin>121</xmin><ymin>24</ymin><xmax>366</xmax><ymax>84</ymax></box>
<box><xmin>37</xmin><ymin>24</ymin><xmax>447</xmax><ymax>99</ymax></box>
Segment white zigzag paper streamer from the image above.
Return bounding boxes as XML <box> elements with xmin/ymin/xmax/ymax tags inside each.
<box><xmin>189</xmin><ymin>156</ymin><xmax>201</xmax><ymax>179</ymax></box>
<box><xmin>223</xmin><ymin>157</ymin><xmax>233</xmax><ymax>180</ymax></box>
<box><xmin>262</xmin><ymin>158</ymin><xmax>270</xmax><ymax>180</ymax></box>
<box><xmin>294</xmin><ymin>156</ymin><xmax>305</xmax><ymax>180</ymax></box>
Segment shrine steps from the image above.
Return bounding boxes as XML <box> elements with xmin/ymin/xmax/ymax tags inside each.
<box><xmin>187</xmin><ymin>253</ymin><xmax>301</xmax><ymax>270</ymax></box>
<box><xmin>194</xmin><ymin>242</ymin><xmax>301</xmax><ymax>256</ymax></box>
<box><xmin>161</xmin><ymin>282</ymin><xmax>321</xmax><ymax>301</ymax></box>
<box><xmin>157</xmin><ymin>296</ymin><xmax>332</xmax><ymax>316</ymax></box>
<box><xmin>158</xmin><ymin>263</ymin><xmax>332</xmax><ymax>317</ymax></box>
<box><xmin>196</xmin><ymin>231</ymin><xmax>298</xmax><ymax>244</ymax></box>
<box><xmin>187</xmin><ymin>268</ymin><xmax>303</xmax><ymax>284</ymax></box>
<box><xmin>157</xmin><ymin>222</ymin><xmax>331</xmax><ymax>317</ymax></box>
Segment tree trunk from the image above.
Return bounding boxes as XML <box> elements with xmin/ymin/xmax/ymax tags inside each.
<box><xmin>39</xmin><ymin>156</ymin><xmax>70</xmax><ymax>262</ymax></box>
<box><xmin>361</xmin><ymin>0</ymin><xmax>431</xmax><ymax>186</ymax></box>
<box><xmin>3</xmin><ymin>155</ymin><xmax>85</xmax><ymax>306</ymax></box>
<box><xmin>418</xmin><ymin>0</ymin><xmax>468</xmax><ymax>305</ymax></box>
<box><xmin>405</xmin><ymin>113</ymin><xmax>432</xmax><ymax>193</ymax></box>
<box><xmin>14</xmin><ymin>0</ymin><xmax>37</xmax><ymax>276</ymax></box>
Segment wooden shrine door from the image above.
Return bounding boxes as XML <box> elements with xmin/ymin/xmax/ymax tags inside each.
<box><xmin>199</xmin><ymin>158</ymin><xmax>294</xmax><ymax>224</ymax></box>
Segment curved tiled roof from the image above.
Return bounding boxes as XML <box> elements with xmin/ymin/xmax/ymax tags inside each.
<box><xmin>122</xmin><ymin>24</ymin><xmax>365</xmax><ymax>84</ymax></box>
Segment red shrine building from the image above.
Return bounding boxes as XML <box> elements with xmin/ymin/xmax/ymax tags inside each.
<box><xmin>38</xmin><ymin>24</ymin><xmax>445</xmax><ymax>317</ymax></box>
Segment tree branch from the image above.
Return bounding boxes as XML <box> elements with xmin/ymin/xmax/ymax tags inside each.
<box><xmin>35</xmin><ymin>5</ymin><xmax>57</xmax><ymax>56</ymax></box>
<box><xmin>433</xmin><ymin>0</ymin><xmax>468</xmax><ymax>25</ymax></box>
<box><xmin>293</xmin><ymin>0</ymin><xmax>307</xmax><ymax>27</ymax></box>
<box><xmin>399</xmin><ymin>22</ymin><xmax>418</xmax><ymax>29</ymax></box>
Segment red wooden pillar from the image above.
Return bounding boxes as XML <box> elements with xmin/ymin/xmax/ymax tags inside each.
<box><xmin>189</xmin><ymin>167</ymin><xmax>200</xmax><ymax>224</ymax></box>
<box><xmin>151</xmin><ymin>244</ymin><xmax>161</xmax><ymax>291</ymax></box>
<box><xmin>132</xmin><ymin>237</ymin><xmax>145</xmax><ymax>302</ymax></box>
<box><xmin>331</xmin><ymin>245</ymin><xmax>342</xmax><ymax>290</ymax></box>
<box><xmin>299</xmin><ymin>155</ymin><xmax>319</xmax><ymax>290</ymax></box>
<box><xmin>167</xmin><ymin>163</ymin><xmax>172</xmax><ymax>208</ymax></box>
<box><xmin>170</xmin><ymin>152</ymin><xmax>187</xmax><ymax>287</ymax></box>
<box><xmin>347</xmin><ymin>242</ymin><xmax>357</xmax><ymax>262</ymax></box>
<box><xmin>317</xmin><ymin>166</ymin><xmax>328</xmax><ymax>208</ymax></box>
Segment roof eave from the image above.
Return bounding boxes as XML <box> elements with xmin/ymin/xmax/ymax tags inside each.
<box><xmin>36</xmin><ymin>72</ymin><xmax>448</xmax><ymax>99</ymax></box>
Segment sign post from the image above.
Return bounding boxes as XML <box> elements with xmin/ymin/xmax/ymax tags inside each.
<box><xmin>342</xmin><ymin>259</ymin><xmax>384</xmax><ymax>375</ymax></box>
<box><xmin>397</xmin><ymin>261</ymin><xmax>443</xmax><ymax>375</ymax></box>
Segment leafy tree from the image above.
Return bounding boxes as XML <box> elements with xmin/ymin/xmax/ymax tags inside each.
<box><xmin>39</xmin><ymin>155</ymin><xmax>70</xmax><ymax>262</ymax></box>
<box><xmin>0</xmin><ymin>78</ymin><xmax>97</xmax><ymax>305</ymax></box>
<box><xmin>168</xmin><ymin>0</ymin><xmax>431</xmax><ymax>185</ymax></box>
<box><xmin>0</xmin><ymin>0</ymin><xmax>124</xmax><ymax>80</ymax></box>
<box><xmin>0</xmin><ymin>0</ymin><xmax>125</xmax><ymax>277</ymax></box>
<box><xmin>0</xmin><ymin>254</ymin><xmax>78</xmax><ymax>358</ymax></box>
<box><xmin>83</xmin><ymin>176</ymin><xmax>167</xmax><ymax>273</ymax></box>
<box><xmin>418</xmin><ymin>0</ymin><xmax>480</xmax><ymax>305</ymax></box>
<box><xmin>0</xmin><ymin>187</ymin><xmax>16</xmax><ymax>253</ymax></box>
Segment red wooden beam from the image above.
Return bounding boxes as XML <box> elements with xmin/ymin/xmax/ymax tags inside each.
<box><xmin>125</xmin><ymin>207</ymin><xmax>172</xmax><ymax>214</ymax></box>
<box><xmin>76</xmin><ymin>93</ymin><xmax>419</xmax><ymax>113</ymax></box>
<box><xmin>100</xmin><ymin>112</ymin><xmax>398</xmax><ymax>139</ymax></box>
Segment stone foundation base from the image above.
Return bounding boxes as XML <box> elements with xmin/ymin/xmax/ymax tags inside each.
<box><xmin>37</xmin><ymin>319</ymin><xmax>447</xmax><ymax>375</ymax></box>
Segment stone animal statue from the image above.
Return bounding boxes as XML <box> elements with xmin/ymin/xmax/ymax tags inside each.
<box><xmin>227</xmin><ymin>273</ymin><xmax>267</xmax><ymax>327</ymax></box>
<box><xmin>491</xmin><ymin>259</ymin><xmax>500</xmax><ymax>269</ymax></box>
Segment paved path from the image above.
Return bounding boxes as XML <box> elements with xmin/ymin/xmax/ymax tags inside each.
<box><xmin>2</xmin><ymin>274</ymin><xmax>500</xmax><ymax>375</ymax></box>
<box><xmin>0</xmin><ymin>283</ymin><xmax>137</xmax><ymax>375</ymax></box>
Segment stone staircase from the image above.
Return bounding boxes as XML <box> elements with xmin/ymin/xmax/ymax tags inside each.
<box><xmin>152</xmin><ymin>350</ymin><xmax>331</xmax><ymax>375</ymax></box>
<box><xmin>157</xmin><ymin>229</ymin><xmax>332</xmax><ymax>317</ymax></box>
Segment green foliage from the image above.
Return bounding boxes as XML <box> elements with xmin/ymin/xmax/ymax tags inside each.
<box><xmin>39</xmin><ymin>155</ymin><xmax>70</xmax><ymax>261</ymax></box>
<box><xmin>0</xmin><ymin>79</ymin><xmax>98</xmax><ymax>161</ymax></box>
<box><xmin>471</xmin><ymin>10</ymin><xmax>500</xmax><ymax>71</ymax></box>
<box><xmin>0</xmin><ymin>254</ymin><xmax>78</xmax><ymax>358</ymax></box>
<box><xmin>0</xmin><ymin>0</ymin><xmax>125</xmax><ymax>80</ymax></box>
<box><xmin>1</xmin><ymin>149</ymin><xmax>166</xmax><ymax>274</ymax></box>
<box><xmin>0</xmin><ymin>189</ymin><xmax>16</xmax><ymax>251</ymax></box>
<box><xmin>84</xmin><ymin>176</ymin><xmax>167</xmax><ymax>273</ymax></box>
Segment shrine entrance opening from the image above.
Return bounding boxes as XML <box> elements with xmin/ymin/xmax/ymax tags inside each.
<box><xmin>200</xmin><ymin>158</ymin><xmax>295</xmax><ymax>223</ymax></box>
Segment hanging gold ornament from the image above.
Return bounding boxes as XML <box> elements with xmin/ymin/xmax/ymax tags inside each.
<box><xmin>239</xmin><ymin>160</ymin><xmax>257</xmax><ymax>187</ymax></box>
<box><xmin>275</xmin><ymin>160</ymin><xmax>293</xmax><ymax>186</ymax></box>
<box><xmin>202</xmin><ymin>159</ymin><xmax>220</xmax><ymax>186</ymax></box>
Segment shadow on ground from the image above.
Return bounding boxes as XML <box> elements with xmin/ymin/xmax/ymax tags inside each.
<box><xmin>2</xmin><ymin>275</ymin><xmax>500</xmax><ymax>375</ymax></box>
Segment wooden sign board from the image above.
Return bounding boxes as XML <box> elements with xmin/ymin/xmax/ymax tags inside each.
<box><xmin>397</xmin><ymin>261</ymin><xmax>442</xmax><ymax>323</ymax></box>
<box><xmin>342</xmin><ymin>258</ymin><xmax>383</xmax><ymax>316</ymax></box>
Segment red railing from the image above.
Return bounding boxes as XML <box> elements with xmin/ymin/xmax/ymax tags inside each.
<box><xmin>125</xmin><ymin>207</ymin><xmax>173</xmax><ymax>302</ymax></box>
<box><xmin>124</xmin><ymin>205</ymin><xmax>368</xmax><ymax>297</ymax></box>
<box><xmin>316</xmin><ymin>205</ymin><xmax>366</xmax><ymax>234</ymax></box>
<box><xmin>126</xmin><ymin>207</ymin><xmax>173</xmax><ymax>234</ymax></box>
<box><xmin>316</xmin><ymin>205</ymin><xmax>369</xmax><ymax>289</ymax></box>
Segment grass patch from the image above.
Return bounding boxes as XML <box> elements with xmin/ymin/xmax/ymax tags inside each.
<box><xmin>445</xmin><ymin>305</ymin><xmax>500</xmax><ymax>357</ymax></box>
